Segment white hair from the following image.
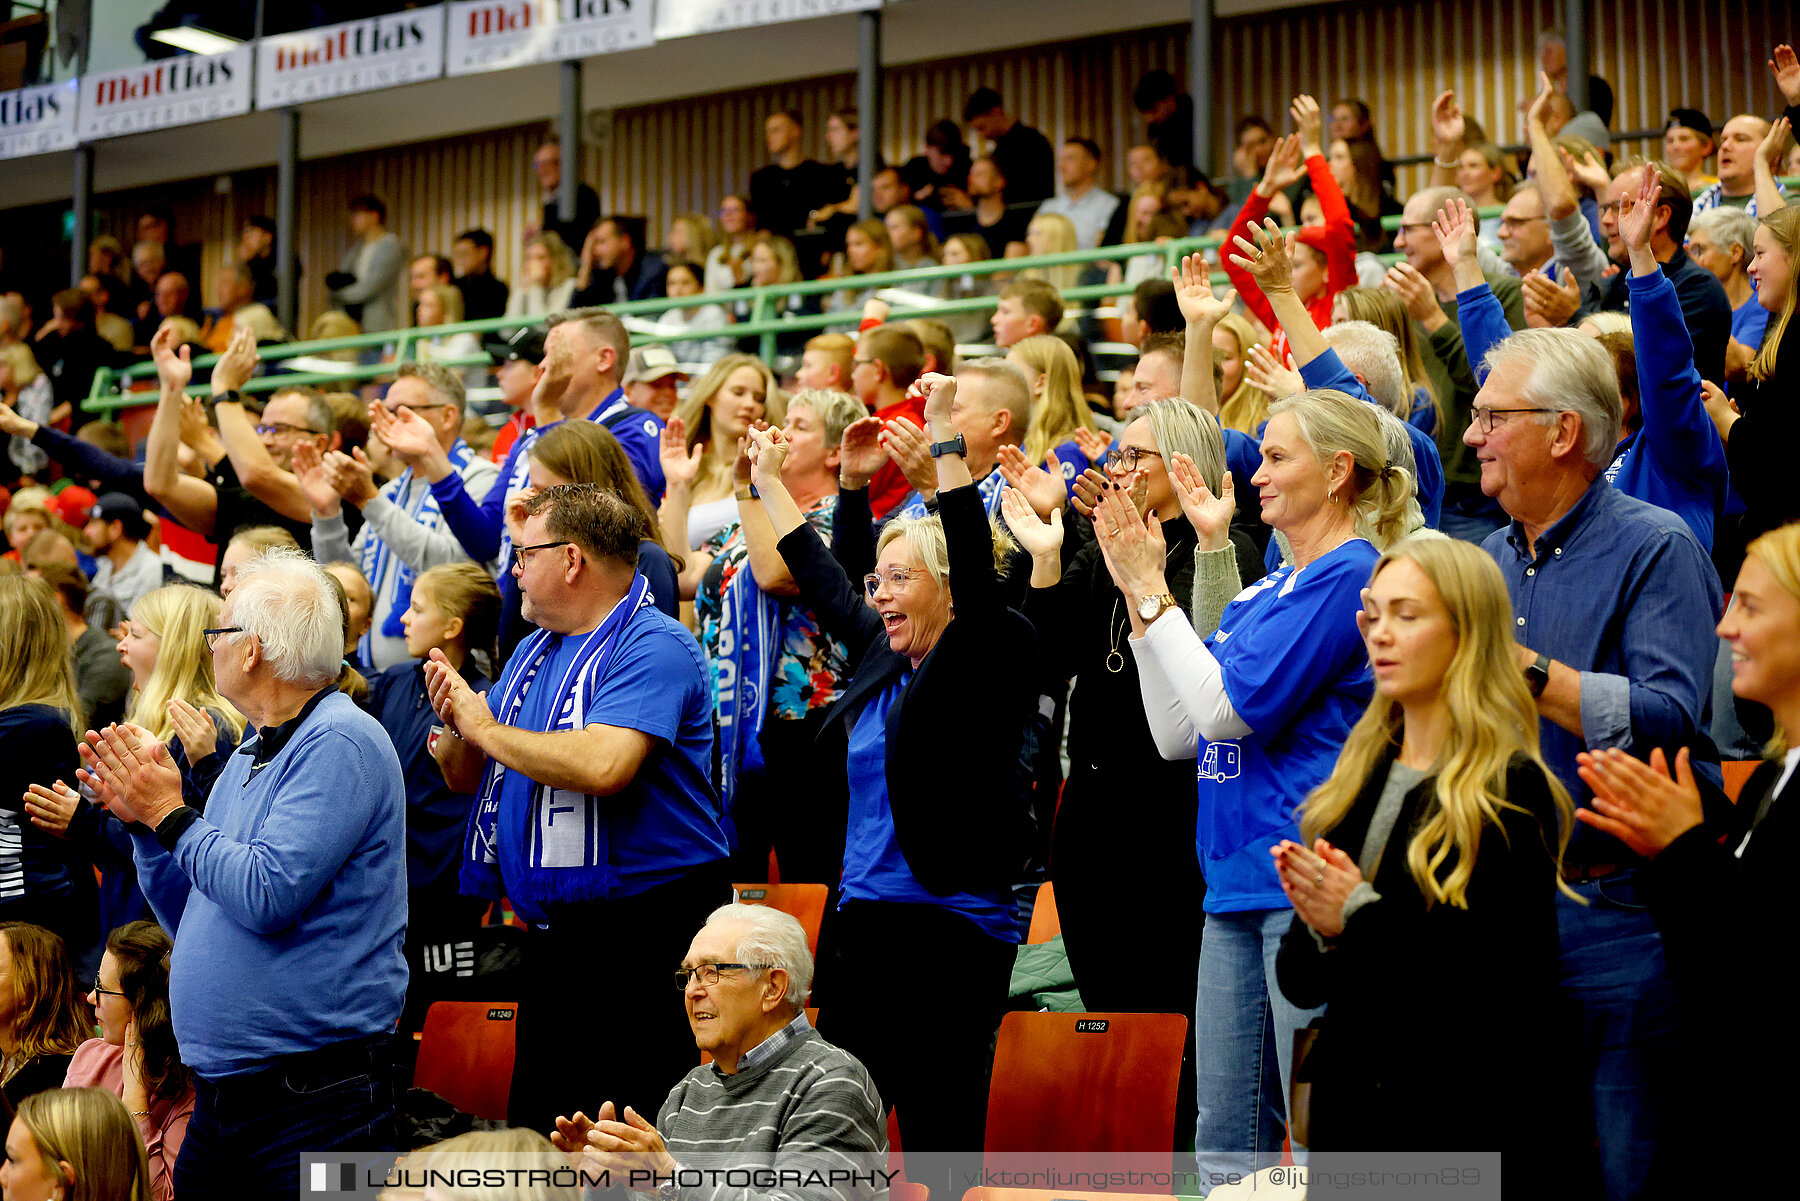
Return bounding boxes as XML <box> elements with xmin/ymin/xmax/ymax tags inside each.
<box><xmin>226</xmin><ymin>547</ymin><xmax>346</xmax><ymax>686</ymax></box>
<box><xmin>1481</xmin><ymin>329</ymin><xmax>1622</xmax><ymax>468</ymax></box>
<box><xmin>1323</xmin><ymin>321</ymin><xmax>1410</xmax><ymax>417</ymax></box>
<box><xmin>704</xmin><ymin>902</ymin><xmax>814</xmax><ymax>1010</ymax></box>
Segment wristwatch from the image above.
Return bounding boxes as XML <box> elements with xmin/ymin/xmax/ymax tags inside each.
<box><xmin>1137</xmin><ymin>593</ymin><xmax>1179</xmax><ymax>623</ymax></box>
<box><xmin>734</xmin><ymin>484</ymin><xmax>760</xmax><ymax>502</ymax></box>
<box><xmin>213</xmin><ymin>389</ymin><xmax>242</xmax><ymax>404</ymax></box>
<box><xmin>1524</xmin><ymin>652</ymin><xmax>1552</xmax><ymax>698</ymax></box>
<box><xmin>928</xmin><ymin>432</ymin><xmax>967</xmax><ymax>459</ymax></box>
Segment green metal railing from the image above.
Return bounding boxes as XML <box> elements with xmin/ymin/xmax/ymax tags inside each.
<box><xmin>79</xmin><ymin>201</ymin><xmax>1507</xmax><ymax>415</ymax></box>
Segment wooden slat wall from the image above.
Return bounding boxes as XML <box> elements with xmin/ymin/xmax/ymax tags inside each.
<box><xmin>89</xmin><ymin>0</ymin><xmax>1789</xmax><ymax>333</ymax></box>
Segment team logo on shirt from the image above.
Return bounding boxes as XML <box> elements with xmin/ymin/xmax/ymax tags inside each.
<box><xmin>1198</xmin><ymin>741</ymin><xmax>1242</xmax><ymax>782</ymax></box>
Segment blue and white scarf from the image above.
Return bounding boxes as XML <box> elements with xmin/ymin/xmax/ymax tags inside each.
<box><xmin>896</xmin><ymin>466</ymin><xmax>1007</xmax><ymax>520</ymax></box>
<box><xmin>460</xmin><ymin>573</ymin><xmax>653</xmax><ymax>904</ymax></box>
<box><xmin>715</xmin><ymin>557</ymin><xmax>781</xmax><ymax>816</ymax></box>
<box><xmin>360</xmin><ymin>439</ymin><xmax>473</xmax><ymax>659</ymax></box>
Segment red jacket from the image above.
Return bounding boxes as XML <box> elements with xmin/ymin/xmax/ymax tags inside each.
<box><xmin>867</xmin><ymin>392</ymin><xmax>929</xmax><ymax>519</ymax></box>
<box><xmin>1222</xmin><ymin>154</ymin><xmax>1357</xmax><ymax>365</ymax></box>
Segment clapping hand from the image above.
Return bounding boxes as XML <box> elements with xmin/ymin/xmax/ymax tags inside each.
<box><xmin>996</xmin><ymin>443</ymin><xmax>1068</xmax><ymax>520</ymax></box>
<box><xmin>212</xmin><ymin>324</ymin><xmax>260</xmax><ymax>395</ymax></box>
<box><xmin>1090</xmin><ymin>471</ymin><xmax>1168</xmax><ymax>602</ymax></box>
<box><xmin>836</xmin><ymin>416</ymin><xmax>886</xmax><ymax>488</ymax></box>
<box><xmin>166</xmin><ymin>696</ymin><xmax>219</xmax><ymax>766</ymax></box>
<box><xmin>23</xmin><ymin>780</ymin><xmax>82</xmax><ymax>837</ymax></box>
<box><xmin>571</xmin><ymin>1102</ymin><xmax>678</xmax><ymax>1188</ymax></box>
<box><xmin>1244</xmin><ymin>342</ymin><xmax>1302</xmax><ymax>398</ymax></box>
<box><xmin>1228</xmin><ymin>218</ymin><xmax>1297</xmax><ymax>297</ymax></box>
<box><xmin>1171</xmin><ymin>251</ymin><xmax>1238</xmax><ymax>329</ymax></box>
<box><xmin>1574</xmin><ymin>745</ymin><xmax>1704</xmax><ymax>858</ymax></box>
<box><xmin>1381</xmin><ymin>262</ymin><xmax>1444</xmax><ymax>326</ymax></box>
<box><xmin>1558</xmin><ymin>146</ymin><xmax>1613</xmax><ymax>197</ymax></box>
<box><xmin>658</xmin><ymin>416</ymin><xmax>704</xmax><ymax>492</ymax></box>
<box><xmin>77</xmin><ymin>724</ymin><xmax>184</xmax><ymax>827</ymax></box>
<box><xmin>1170</xmin><ymin>452</ymin><xmax>1235</xmax><ymax>551</ymax></box>
<box><xmin>745</xmin><ymin>421</ymin><xmax>790</xmax><ymax>494</ymax></box>
<box><xmin>1759</xmin><ymin>116</ymin><xmax>1794</xmax><ymax>175</ymax></box>
<box><xmin>423</xmin><ymin>648</ymin><xmax>490</xmax><ymax>743</ymax></box>
<box><xmin>1070</xmin><ymin>426</ymin><xmax>1113</xmax><ymax>465</ymax></box>
<box><xmin>369</xmin><ymin>402</ymin><xmax>441</xmax><ymax>467</ymax></box>
<box><xmin>1521</xmin><ymin>269</ymin><xmax>1582</xmax><ymax>328</ymax></box>
<box><xmin>1069</xmin><ymin>466</ymin><xmax>1110</xmax><ymax>520</ymax></box>
<box><xmin>879</xmin><ymin>416</ymin><xmax>937</xmax><ymax>496</ymax></box>
<box><xmin>293</xmin><ymin>441</ymin><xmax>341</xmax><ymax>516</ymax></box>
<box><xmin>325</xmin><ymin>447</ymin><xmax>380</xmax><ymax>506</ymax></box>
<box><xmin>150</xmin><ymin>324</ymin><xmax>193</xmax><ymax>393</ymax></box>
<box><xmin>1000</xmin><ymin>486</ymin><xmax>1065</xmax><ymax>559</ymax></box>
<box><xmin>1272</xmin><ymin>838</ymin><xmax>1363</xmax><ymax>938</ymax></box>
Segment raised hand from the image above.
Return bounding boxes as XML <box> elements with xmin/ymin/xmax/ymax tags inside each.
<box><xmin>1290</xmin><ymin>94</ymin><xmax>1323</xmax><ymax>157</ymax></box>
<box><xmin>1228</xmin><ymin>218</ymin><xmax>1298</xmax><ymax>296</ymax></box>
<box><xmin>658</xmin><ymin>415</ymin><xmax>704</xmax><ymax>492</ymax></box>
<box><xmin>1759</xmin><ymin>115</ymin><xmax>1794</xmax><ymax>173</ymax></box>
<box><xmin>1430</xmin><ymin>89</ymin><xmax>1466</xmax><ymax>149</ymax></box>
<box><xmin>150</xmin><ymin>324</ymin><xmax>193</xmax><ymax>393</ymax></box>
<box><xmin>1071</xmin><ymin>426</ymin><xmax>1113</xmax><ymax>464</ymax></box>
<box><xmin>1521</xmin><ymin>269</ymin><xmax>1581</xmax><ymax>328</ymax></box>
<box><xmin>908</xmin><ymin>371</ymin><xmax>958</xmax><ymax>429</ymax></box>
<box><xmin>1574</xmin><ymin>746</ymin><xmax>1704</xmax><ymax>858</ymax></box>
<box><xmin>1272</xmin><ymin>838</ymin><xmax>1363</xmax><ymax>938</ymax></box>
<box><xmin>1170</xmin><ymin>452</ymin><xmax>1235</xmax><ymax>551</ymax></box>
<box><xmin>176</xmin><ymin>396</ymin><xmax>217</xmax><ymax>453</ymax></box>
<box><xmin>1557</xmin><ymin>145</ymin><xmax>1612</xmax><ymax>197</ymax></box>
<box><xmin>369</xmin><ymin>401</ymin><xmax>440</xmax><ymax>466</ymax></box>
<box><xmin>836</xmin><ymin>415</ymin><xmax>887</xmax><ymax>488</ymax></box>
<box><xmin>292</xmin><ymin>440</ymin><xmax>341</xmax><ymax>516</ymax></box>
<box><xmin>1526</xmin><ymin>70</ymin><xmax>1556</xmax><ymax>129</ymax></box>
<box><xmin>996</xmin><ymin>443</ymin><xmax>1067</xmax><ymax>519</ymax></box>
<box><xmin>879</xmin><ymin>416</ymin><xmax>938</xmax><ymax>497</ymax></box>
<box><xmin>1000</xmin><ymin>486</ymin><xmax>1065</xmax><ymax>559</ymax></box>
<box><xmin>212</xmin><ymin>323</ymin><xmax>260</xmax><ymax>394</ymax></box>
<box><xmin>746</xmin><ymin>422</ymin><xmax>790</xmax><ymax>494</ymax></box>
<box><xmin>1091</xmin><ymin>473</ymin><xmax>1169</xmax><ymax>603</ymax></box>
<box><xmin>1256</xmin><ymin>134</ymin><xmax>1306</xmax><ymax>198</ymax></box>
<box><xmin>1431</xmin><ymin>196</ymin><xmax>1481</xmax><ymax>272</ymax></box>
<box><xmin>166</xmin><ymin>696</ymin><xmax>219</xmax><ymax>766</ymax></box>
<box><xmin>1772</xmin><ymin>43</ymin><xmax>1800</xmax><ymax>107</ymax></box>
<box><xmin>23</xmin><ymin>780</ymin><xmax>81</xmax><ymax>837</ymax></box>
<box><xmin>1244</xmin><ymin>342</ymin><xmax>1302</xmax><ymax>398</ymax></box>
<box><xmin>1172</xmin><ymin>251</ymin><xmax>1238</xmax><ymax>329</ymax></box>
<box><xmin>1619</xmin><ymin>166</ymin><xmax>1663</xmax><ymax>260</ymax></box>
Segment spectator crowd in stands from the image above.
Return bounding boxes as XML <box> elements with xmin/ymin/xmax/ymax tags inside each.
<box><xmin>3</xmin><ymin>33</ymin><xmax>1800</xmax><ymax>1201</ymax></box>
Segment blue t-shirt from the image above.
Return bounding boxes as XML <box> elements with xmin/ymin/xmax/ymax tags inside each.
<box><xmin>1049</xmin><ymin>437</ymin><xmax>1095</xmax><ymax>499</ymax></box>
<box><xmin>840</xmin><ymin>674</ymin><xmax>1019</xmax><ymax>942</ymax></box>
<box><xmin>593</xmin><ymin>391</ymin><xmax>667</xmax><ymax>500</ymax></box>
<box><xmin>1732</xmin><ymin>289</ymin><xmax>1771</xmax><ymax>355</ymax></box>
<box><xmin>486</xmin><ymin>606</ymin><xmax>727</xmax><ymax>920</ymax></box>
<box><xmin>1196</xmin><ymin>538</ymin><xmax>1378</xmax><ymax>912</ymax></box>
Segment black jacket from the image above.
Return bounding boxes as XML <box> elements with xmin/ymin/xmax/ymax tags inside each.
<box><xmin>778</xmin><ymin>482</ymin><xmax>1036</xmax><ymax>895</ymax></box>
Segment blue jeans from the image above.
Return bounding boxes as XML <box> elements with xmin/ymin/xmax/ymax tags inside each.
<box><xmin>1557</xmin><ymin>874</ymin><xmax>1685</xmax><ymax>1200</ymax></box>
<box><xmin>1194</xmin><ymin>907</ymin><xmax>1322</xmax><ymax>1195</ymax></box>
<box><xmin>174</xmin><ymin>1034</ymin><xmax>398</xmax><ymax>1201</ymax></box>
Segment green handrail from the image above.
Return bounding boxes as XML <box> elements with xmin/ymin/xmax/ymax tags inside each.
<box><xmin>85</xmin><ymin>205</ymin><xmax>1526</xmax><ymax>415</ymax></box>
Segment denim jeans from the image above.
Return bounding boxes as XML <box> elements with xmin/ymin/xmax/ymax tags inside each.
<box><xmin>1194</xmin><ymin>907</ymin><xmax>1322</xmax><ymax>1195</ymax></box>
<box><xmin>174</xmin><ymin>1034</ymin><xmax>399</xmax><ymax>1201</ymax></box>
<box><xmin>1557</xmin><ymin>873</ymin><xmax>1686</xmax><ymax>1200</ymax></box>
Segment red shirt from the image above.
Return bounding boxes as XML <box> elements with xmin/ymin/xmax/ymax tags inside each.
<box><xmin>866</xmin><ymin>392</ymin><xmax>930</xmax><ymax>519</ymax></box>
<box><xmin>1222</xmin><ymin>154</ymin><xmax>1357</xmax><ymax>364</ymax></box>
<box><xmin>491</xmin><ymin>411</ymin><xmax>535</xmax><ymax>463</ymax></box>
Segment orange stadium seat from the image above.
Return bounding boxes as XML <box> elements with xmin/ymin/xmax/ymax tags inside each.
<box><xmin>1722</xmin><ymin>759</ymin><xmax>1761</xmax><ymax>803</ymax></box>
<box><xmin>1026</xmin><ymin>882</ymin><xmax>1061</xmax><ymax>944</ymax></box>
<box><xmin>413</xmin><ymin>1001</ymin><xmax>519</xmax><ymax>1121</ymax></box>
<box><xmin>734</xmin><ymin>883</ymin><xmax>829</xmax><ymax>958</ymax></box>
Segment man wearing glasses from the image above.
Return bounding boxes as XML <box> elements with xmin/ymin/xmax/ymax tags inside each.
<box><xmin>426</xmin><ymin>483</ymin><xmax>730</xmax><ymax>1135</ymax></box>
<box><xmin>551</xmin><ymin>904</ymin><xmax>886</xmax><ymax>1196</ymax></box>
<box><xmin>142</xmin><ymin>323</ymin><xmax>358</xmax><ymax>588</ymax></box>
<box><xmin>306</xmin><ymin>363</ymin><xmax>499</xmax><ymax>670</ymax></box>
<box><xmin>1466</xmin><ymin>327</ymin><xmax>1724</xmax><ymax>1196</ymax></box>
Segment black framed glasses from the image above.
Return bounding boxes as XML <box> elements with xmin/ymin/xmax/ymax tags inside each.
<box><xmin>203</xmin><ymin>626</ymin><xmax>243</xmax><ymax>650</ymax></box>
<box><xmin>1473</xmin><ymin>407</ymin><xmax>1557</xmax><ymax>434</ymax></box>
<box><xmin>863</xmin><ymin>567</ymin><xmax>922</xmax><ymax>598</ymax></box>
<box><xmin>511</xmin><ymin>540</ymin><xmax>572</xmax><ymax>569</ymax></box>
<box><xmin>254</xmin><ymin>422</ymin><xmax>325</xmax><ymax>437</ymax></box>
<box><xmin>91</xmin><ymin>977</ymin><xmax>126</xmax><ymax>1000</ymax></box>
<box><xmin>1105</xmin><ymin>446</ymin><xmax>1164</xmax><ymax>472</ymax></box>
<box><xmin>674</xmin><ymin>962</ymin><xmax>769</xmax><ymax>990</ymax></box>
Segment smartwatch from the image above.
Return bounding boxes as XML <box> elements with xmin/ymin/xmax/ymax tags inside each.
<box><xmin>1524</xmin><ymin>652</ymin><xmax>1552</xmax><ymax>698</ymax></box>
<box><xmin>213</xmin><ymin>389</ymin><xmax>243</xmax><ymax>405</ymax></box>
<box><xmin>928</xmin><ymin>432</ymin><xmax>967</xmax><ymax>459</ymax></box>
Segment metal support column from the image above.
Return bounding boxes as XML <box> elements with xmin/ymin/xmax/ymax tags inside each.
<box><xmin>1564</xmin><ymin>0</ymin><xmax>1589</xmax><ymax>115</ymax></box>
<box><xmin>70</xmin><ymin>145</ymin><xmax>94</xmax><ymax>286</ymax></box>
<box><xmin>276</xmin><ymin>108</ymin><xmax>299</xmax><ymax>335</ymax></box>
<box><xmin>1190</xmin><ymin>0</ymin><xmax>1215</xmax><ymax>177</ymax></box>
<box><xmin>856</xmin><ymin>9</ymin><xmax>882</xmax><ymax>221</ymax></box>
<box><xmin>559</xmin><ymin>60</ymin><xmax>582</xmax><ymax>226</ymax></box>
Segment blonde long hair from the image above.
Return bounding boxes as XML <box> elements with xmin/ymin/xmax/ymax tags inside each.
<box><xmin>1743</xmin><ymin>522</ymin><xmax>1800</xmax><ymax>756</ymax></box>
<box><xmin>672</xmin><ymin>353</ymin><xmax>784</xmax><ymax>502</ymax></box>
<box><xmin>16</xmin><ymin>1088</ymin><xmax>154</xmax><ymax>1201</ymax></box>
<box><xmin>1213</xmin><ymin>313</ymin><xmax>1271</xmax><ymax>435</ymax></box>
<box><xmin>1300</xmin><ymin>538</ymin><xmax>1576</xmax><ymax>908</ymax></box>
<box><xmin>1750</xmin><ymin>207</ymin><xmax>1798</xmax><ymax>383</ymax></box>
<box><xmin>1010</xmin><ymin>334</ymin><xmax>1097</xmax><ymax>463</ymax></box>
<box><xmin>126</xmin><ymin>585</ymin><xmax>247</xmax><ymax>744</ymax></box>
<box><xmin>1023</xmin><ymin>212</ymin><xmax>1082</xmax><ymax>293</ymax></box>
<box><xmin>0</xmin><ymin>575</ymin><xmax>83</xmax><ymax>738</ymax></box>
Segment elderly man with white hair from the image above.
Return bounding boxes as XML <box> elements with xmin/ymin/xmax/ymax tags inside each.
<box><xmin>78</xmin><ymin>547</ymin><xmax>408</xmax><ymax>1201</ymax></box>
<box><xmin>554</xmin><ymin>903</ymin><xmax>886</xmax><ymax>1201</ymax></box>
<box><xmin>1463</xmin><ymin>326</ymin><xmax>1724</xmax><ymax>1197</ymax></box>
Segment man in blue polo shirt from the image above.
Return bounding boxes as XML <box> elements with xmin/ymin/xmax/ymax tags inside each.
<box><xmin>83</xmin><ymin>547</ymin><xmax>408</xmax><ymax>1201</ymax></box>
<box><xmin>1466</xmin><ymin>328</ymin><xmax>1722</xmax><ymax>1199</ymax></box>
<box><xmin>427</xmin><ymin>483</ymin><xmax>730</xmax><ymax>1134</ymax></box>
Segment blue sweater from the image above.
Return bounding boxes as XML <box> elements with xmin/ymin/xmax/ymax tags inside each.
<box><xmin>130</xmin><ymin>690</ymin><xmax>408</xmax><ymax>1078</ymax></box>
<box><xmin>1455</xmin><ymin>276</ymin><xmax>1728</xmax><ymax>549</ymax></box>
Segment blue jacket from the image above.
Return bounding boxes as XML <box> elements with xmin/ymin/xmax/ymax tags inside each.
<box><xmin>1297</xmin><ymin>349</ymin><xmax>1444</xmax><ymax>528</ymax></box>
<box><xmin>369</xmin><ymin>661</ymin><xmax>489</xmax><ymax>898</ymax></box>
<box><xmin>131</xmin><ymin>690</ymin><xmax>407</xmax><ymax>1078</ymax></box>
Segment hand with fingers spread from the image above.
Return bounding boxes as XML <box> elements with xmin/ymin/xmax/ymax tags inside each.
<box><xmin>1573</xmin><ymin>746</ymin><xmax>1705</xmax><ymax>859</ymax></box>
<box><xmin>1000</xmin><ymin>486</ymin><xmax>1065</xmax><ymax>560</ymax></box>
<box><xmin>77</xmin><ymin>723</ymin><xmax>185</xmax><ymax>827</ymax></box>
<box><xmin>1557</xmin><ymin>146</ymin><xmax>1612</xmax><ymax>197</ymax></box>
<box><xmin>1619</xmin><ymin>166</ymin><xmax>1665</xmax><ymax>275</ymax></box>
<box><xmin>1255</xmin><ymin>134</ymin><xmax>1307</xmax><ymax>199</ymax></box>
<box><xmin>1431</xmin><ymin>196</ymin><xmax>1482</xmax><ymax>280</ymax></box>
<box><xmin>150</xmin><ymin>324</ymin><xmax>193</xmax><ymax>394</ymax></box>
<box><xmin>1170</xmin><ymin>452</ymin><xmax>1236</xmax><ymax>551</ymax></box>
<box><xmin>370</xmin><ymin>401</ymin><xmax>443</xmax><ymax>470</ymax></box>
<box><xmin>1772</xmin><ymin>43</ymin><xmax>1800</xmax><ymax>108</ymax></box>
<box><xmin>996</xmin><ymin>444</ymin><xmax>1067</xmax><ymax>520</ymax></box>
<box><xmin>1272</xmin><ymin>838</ymin><xmax>1364</xmax><ymax>938</ymax></box>
<box><xmin>293</xmin><ymin>441</ymin><xmax>341</xmax><ymax>517</ymax></box>
<box><xmin>167</xmin><ymin>696</ymin><xmax>221</xmax><ymax>767</ymax></box>
<box><xmin>836</xmin><ymin>416</ymin><xmax>887</xmax><ymax>490</ymax></box>
<box><xmin>1229</xmin><ymin>219</ymin><xmax>1299</xmax><ymax>302</ymax></box>
<box><xmin>659</xmin><ymin>416</ymin><xmax>704</xmax><ymax>494</ymax></box>
<box><xmin>880</xmin><ymin>416</ymin><xmax>938</xmax><ymax>498</ymax></box>
<box><xmin>211</xmin><ymin>323</ymin><xmax>260</xmax><ymax>395</ymax></box>
<box><xmin>1244</xmin><ymin>342</ymin><xmax>1303</xmax><ymax>398</ymax></box>
<box><xmin>576</xmin><ymin>1102</ymin><xmax>679</xmax><ymax>1187</ymax></box>
<box><xmin>325</xmin><ymin>447</ymin><xmax>380</xmax><ymax>506</ymax></box>
<box><xmin>1071</xmin><ymin>426</ymin><xmax>1114</xmax><ymax>465</ymax></box>
<box><xmin>23</xmin><ymin>780</ymin><xmax>82</xmax><ymax>838</ymax></box>
<box><xmin>1521</xmin><ymin>269</ymin><xmax>1582</xmax><ymax>329</ymax></box>
<box><xmin>1172</xmin><ymin>251</ymin><xmax>1238</xmax><ymax>330</ymax></box>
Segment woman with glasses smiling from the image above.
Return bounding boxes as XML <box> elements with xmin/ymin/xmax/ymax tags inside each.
<box><xmin>62</xmin><ymin>921</ymin><xmax>193</xmax><ymax>1200</ymax></box>
<box><xmin>749</xmin><ymin>373</ymin><xmax>1033</xmax><ymax>1152</ymax></box>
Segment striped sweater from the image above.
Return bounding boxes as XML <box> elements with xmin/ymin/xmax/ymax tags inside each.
<box><xmin>655</xmin><ymin>1022</ymin><xmax>888</xmax><ymax>1201</ymax></box>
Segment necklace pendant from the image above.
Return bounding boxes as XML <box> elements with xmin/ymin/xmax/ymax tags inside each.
<box><xmin>1105</xmin><ymin>650</ymin><xmax>1125</xmax><ymax>674</ymax></box>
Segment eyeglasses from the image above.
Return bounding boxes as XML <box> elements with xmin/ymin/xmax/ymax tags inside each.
<box><xmin>384</xmin><ymin>402</ymin><xmax>452</xmax><ymax>415</ymax></box>
<box><xmin>1497</xmin><ymin>215</ymin><xmax>1547</xmax><ymax>229</ymax></box>
<box><xmin>1105</xmin><ymin>446</ymin><xmax>1164</xmax><ymax>471</ymax></box>
<box><xmin>674</xmin><ymin>962</ymin><xmax>768</xmax><ymax>990</ymax></box>
<box><xmin>202</xmin><ymin>626</ymin><xmax>243</xmax><ymax>649</ymax></box>
<box><xmin>511</xmin><ymin>540</ymin><xmax>572</xmax><ymax>569</ymax></box>
<box><xmin>91</xmin><ymin>977</ymin><xmax>126</xmax><ymax>1000</ymax></box>
<box><xmin>254</xmin><ymin>422</ymin><xmax>325</xmax><ymax>438</ymax></box>
<box><xmin>1473</xmin><ymin>407</ymin><xmax>1557</xmax><ymax>434</ymax></box>
<box><xmin>863</xmin><ymin>567</ymin><xmax>923</xmax><ymax>597</ymax></box>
